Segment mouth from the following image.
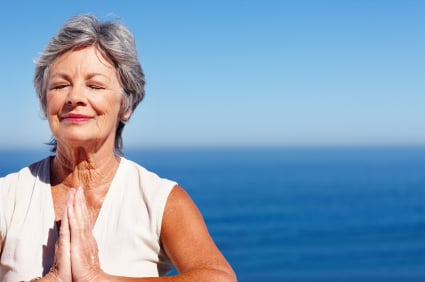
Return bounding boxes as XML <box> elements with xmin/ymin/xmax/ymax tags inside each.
<box><xmin>60</xmin><ymin>113</ymin><xmax>92</xmax><ymax>123</ymax></box>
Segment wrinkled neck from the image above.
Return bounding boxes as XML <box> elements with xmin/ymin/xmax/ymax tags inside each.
<box><xmin>51</xmin><ymin>146</ymin><xmax>120</xmax><ymax>190</ymax></box>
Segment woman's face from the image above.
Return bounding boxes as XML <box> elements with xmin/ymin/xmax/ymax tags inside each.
<box><xmin>46</xmin><ymin>46</ymin><xmax>129</xmax><ymax>151</ymax></box>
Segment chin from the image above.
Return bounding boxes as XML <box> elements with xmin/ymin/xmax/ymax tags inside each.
<box><xmin>56</xmin><ymin>135</ymin><xmax>96</xmax><ymax>147</ymax></box>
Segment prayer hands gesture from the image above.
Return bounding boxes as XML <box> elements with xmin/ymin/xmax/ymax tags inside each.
<box><xmin>44</xmin><ymin>188</ymin><xmax>102</xmax><ymax>282</ymax></box>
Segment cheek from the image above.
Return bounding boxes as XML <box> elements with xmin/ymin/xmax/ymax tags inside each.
<box><xmin>45</xmin><ymin>94</ymin><xmax>62</xmax><ymax>114</ymax></box>
<box><xmin>93</xmin><ymin>94</ymin><xmax>123</xmax><ymax>116</ymax></box>
<box><xmin>45</xmin><ymin>96</ymin><xmax>63</xmax><ymax>128</ymax></box>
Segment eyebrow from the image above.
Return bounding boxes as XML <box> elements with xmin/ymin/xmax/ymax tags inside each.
<box><xmin>48</xmin><ymin>72</ymin><xmax>71</xmax><ymax>80</ymax></box>
<box><xmin>86</xmin><ymin>73</ymin><xmax>109</xmax><ymax>80</ymax></box>
<box><xmin>49</xmin><ymin>72</ymin><xmax>109</xmax><ymax>81</ymax></box>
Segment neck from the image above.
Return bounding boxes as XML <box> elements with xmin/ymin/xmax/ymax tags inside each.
<box><xmin>52</xmin><ymin>146</ymin><xmax>120</xmax><ymax>191</ymax></box>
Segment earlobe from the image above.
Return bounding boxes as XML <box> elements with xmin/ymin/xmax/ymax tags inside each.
<box><xmin>121</xmin><ymin>110</ymin><xmax>132</xmax><ymax>122</ymax></box>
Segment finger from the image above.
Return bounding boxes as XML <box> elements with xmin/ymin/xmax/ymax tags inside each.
<box><xmin>69</xmin><ymin>187</ymin><xmax>91</xmax><ymax>235</ymax></box>
<box><xmin>48</xmin><ymin>189</ymin><xmax>74</xmax><ymax>281</ymax></box>
<box><xmin>68</xmin><ymin>188</ymin><xmax>102</xmax><ymax>280</ymax></box>
<box><xmin>59</xmin><ymin>204</ymin><xmax>72</xmax><ymax>276</ymax></box>
<box><xmin>66</xmin><ymin>188</ymin><xmax>78</xmax><ymax>229</ymax></box>
<box><xmin>68</xmin><ymin>187</ymin><xmax>96</xmax><ymax>255</ymax></box>
<box><xmin>59</xmin><ymin>188</ymin><xmax>74</xmax><ymax>241</ymax></box>
<box><xmin>59</xmin><ymin>204</ymin><xmax>70</xmax><ymax>247</ymax></box>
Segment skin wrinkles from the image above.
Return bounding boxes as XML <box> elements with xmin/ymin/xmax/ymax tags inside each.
<box><xmin>46</xmin><ymin>46</ymin><xmax>127</xmax><ymax>145</ymax></box>
<box><xmin>28</xmin><ymin>45</ymin><xmax>236</xmax><ymax>282</ymax></box>
<box><xmin>47</xmin><ymin>46</ymin><xmax>127</xmax><ymax>224</ymax></box>
<box><xmin>2</xmin><ymin>15</ymin><xmax>235</xmax><ymax>281</ymax></box>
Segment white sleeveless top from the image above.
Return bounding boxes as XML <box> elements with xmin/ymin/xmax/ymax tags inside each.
<box><xmin>0</xmin><ymin>157</ymin><xmax>176</xmax><ymax>281</ymax></box>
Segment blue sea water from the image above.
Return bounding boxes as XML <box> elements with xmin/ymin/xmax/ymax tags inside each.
<box><xmin>1</xmin><ymin>147</ymin><xmax>424</xmax><ymax>281</ymax></box>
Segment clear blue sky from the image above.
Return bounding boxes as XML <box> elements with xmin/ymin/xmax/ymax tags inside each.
<box><xmin>0</xmin><ymin>0</ymin><xmax>424</xmax><ymax>149</ymax></box>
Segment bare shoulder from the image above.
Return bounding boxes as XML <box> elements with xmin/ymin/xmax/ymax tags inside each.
<box><xmin>161</xmin><ymin>185</ymin><xmax>236</xmax><ymax>281</ymax></box>
<box><xmin>161</xmin><ymin>185</ymin><xmax>210</xmax><ymax>245</ymax></box>
<box><xmin>163</xmin><ymin>185</ymin><xmax>202</xmax><ymax>218</ymax></box>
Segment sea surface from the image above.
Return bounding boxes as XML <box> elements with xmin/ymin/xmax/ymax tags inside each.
<box><xmin>1</xmin><ymin>147</ymin><xmax>424</xmax><ymax>281</ymax></box>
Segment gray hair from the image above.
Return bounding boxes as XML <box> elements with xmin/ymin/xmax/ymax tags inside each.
<box><xmin>34</xmin><ymin>14</ymin><xmax>145</xmax><ymax>154</ymax></box>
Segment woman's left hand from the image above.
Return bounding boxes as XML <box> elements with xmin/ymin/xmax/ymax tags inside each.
<box><xmin>66</xmin><ymin>188</ymin><xmax>103</xmax><ymax>282</ymax></box>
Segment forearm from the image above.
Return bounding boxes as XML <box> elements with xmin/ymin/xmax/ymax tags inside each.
<box><xmin>96</xmin><ymin>268</ymin><xmax>237</xmax><ymax>282</ymax></box>
<box><xmin>34</xmin><ymin>267</ymin><xmax>236</xmax><ymax>282</ymax></box>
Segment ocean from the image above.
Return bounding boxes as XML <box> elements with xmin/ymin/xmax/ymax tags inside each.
<box><xmin>1</xmin><ymin>147</ymin><xmax>424</xmax><ymax>281</ymax></box>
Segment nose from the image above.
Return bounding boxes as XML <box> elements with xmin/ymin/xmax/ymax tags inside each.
<box><xmin>66</xmin><ymin>84</ymin><xmax>87</xmax><ymax>106</ymax></box>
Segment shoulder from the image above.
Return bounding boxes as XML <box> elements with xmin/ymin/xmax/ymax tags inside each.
<box><xmin>116</xmin><ymin>158</ymin><xmax>179</xmax><ymax>237</ymax></box>
<box><xmin>0</xmin><ymin>157</ymin><xmax>50</xmax><ymax>190</ymax></box>
<box><xmin>119</xmin><ymin>157</ymin><xmax>177</xmax><ymax>193</ymax></box>
<box><xmin>0</xmin><ymin>157</ymin><xmax>50</xmax><ymax>240</ymax></box>
<box><xmin>0</xmin><ymin>157</ymin><xmax>51</xmax><ymax>217</ymax></box>
<box><xmin>0</xmin><ymin>157</ymin><xmax>51</xmax><ymax>207</ymax></box>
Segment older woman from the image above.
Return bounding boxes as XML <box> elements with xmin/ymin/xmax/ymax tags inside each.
<box><xmin>0</xmin><ymin>15</ymin><xmax>236</xmax><ymax>281</ymax></box>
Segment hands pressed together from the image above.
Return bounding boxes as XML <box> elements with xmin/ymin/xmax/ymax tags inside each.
<box><xmin>44</xmin><ymin>188</ymin><xmax>103</xmax><ymax>282</ymax></box>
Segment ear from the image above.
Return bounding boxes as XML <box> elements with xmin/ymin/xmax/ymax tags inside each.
<box><xmin>121</xmin><ymin>109</ymin><xmax>132</xmax><ymax>122</ymax></box>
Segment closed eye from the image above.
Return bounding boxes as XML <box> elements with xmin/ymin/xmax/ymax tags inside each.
<box><xmin>49</xmin><ymin>84</ymin><xmax>69</xmax><ymax>91</ymax></box>
<box><xmin>88</xmin><ymin>84</ymin><xmax>105</xmax><ymax>90</ymax></box>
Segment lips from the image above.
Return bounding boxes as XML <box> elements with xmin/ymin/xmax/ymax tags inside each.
<box><xmin>61</xmin><ymin>113</ymin><xmax>92</xmax><ymax>123</ymax></box>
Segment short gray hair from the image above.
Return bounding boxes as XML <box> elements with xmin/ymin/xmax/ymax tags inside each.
<box><xmin>34</xmin><ymin>14</ymin><xmax>145</xmax><ymax>154</ymax></box>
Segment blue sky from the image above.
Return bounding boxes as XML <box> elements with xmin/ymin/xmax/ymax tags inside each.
<box><xmin>0</xmin><ymin>0</ymin><xmax>424</xmax><ymax>149</ymax></box>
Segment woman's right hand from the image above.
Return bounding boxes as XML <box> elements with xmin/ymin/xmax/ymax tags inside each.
<box><xmin>43</xmin><ymin>190</ymin><xmax>75</xmax><ymax>282</ymax></box>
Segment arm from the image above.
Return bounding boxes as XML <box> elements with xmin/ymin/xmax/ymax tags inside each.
<box><xmin>96</xmin><ymin>186</ymin><xmax>236</xmax><ymax>281</ymax></box>
<box><xmin>42</xmin><ymin>187</ymin><xmax>236</xmax><ymax>281</ymax></box>
<box><xmin>160</xmin><ymin>186</ymin><xmax>236</xmax><ymax>281</ymax></box>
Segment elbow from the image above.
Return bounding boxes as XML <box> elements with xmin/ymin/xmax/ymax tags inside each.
<box><xmin>213</xmin><ymin>267</ymin><xmax>238</xmax><ymax>282</ymax></box>
<box><xmin>224</xmin><ymin>271</ymin><xmax>238</xmax><ymax>282</ymax></box>
<box><xmin>187</xmin><ymin>266</ymin><xmax>237</xmax><ymax>281</ymax></box>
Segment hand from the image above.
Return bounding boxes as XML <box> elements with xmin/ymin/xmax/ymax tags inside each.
<box><xmin>45</xmin><ymin>190</ymin><xmax>73</xmax><ymax>281</ymax></box>
<box><xmin>67</xmin><ymin>188</ymin><xmax>103</xmax><ymax>281</ymax></box>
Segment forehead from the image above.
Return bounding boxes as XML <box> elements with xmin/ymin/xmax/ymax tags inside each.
<box><xmin>49</xmin><ymin>45</ymin><xmax>116</xmax><ymax>75</ymax></box>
